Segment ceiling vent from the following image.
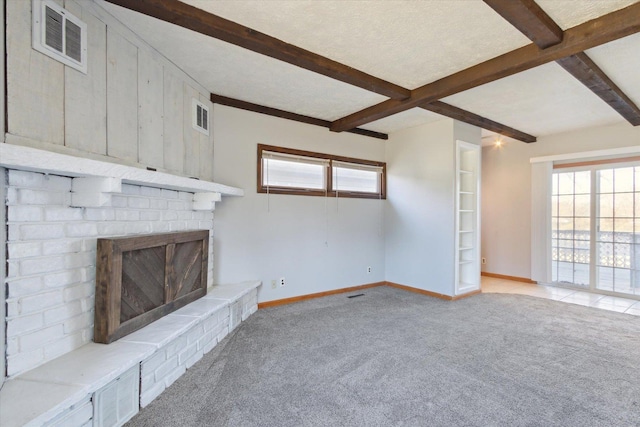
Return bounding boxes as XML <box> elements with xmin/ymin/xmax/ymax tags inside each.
<box><xmin>32</xmin><ymin>0</ymin><xmax>87</xmax><ymax>74</ymax></box>
<box><xmin>193</xmin><ymin>99</ymin><xmax>210</xmax><ymax>135</ymax></box>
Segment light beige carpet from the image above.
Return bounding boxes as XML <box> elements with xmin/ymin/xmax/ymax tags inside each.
<box><xmin>127</xmin><ymin>286</ymin><xmax>640</xmax><ymax>426</ymax></box>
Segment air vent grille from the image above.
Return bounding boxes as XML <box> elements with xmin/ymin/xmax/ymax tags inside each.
<box><xmin>65</xmin><ymin>19</ymin><xmax>82</xmax><ymax>62</ymax></box>
<box><xmin>44</xmin><ymin>6</ymin><xmax>63</xmax><ymax>52</ymax></box>
<box><xmin>193</xmin><ymin>99</ymin><xmax>210</xmax><ymax>135</ymax></box>
<box><xmin>33</xmin><ymin>0</ymin><xmax>87</xmax><ymax>74</ymax></box>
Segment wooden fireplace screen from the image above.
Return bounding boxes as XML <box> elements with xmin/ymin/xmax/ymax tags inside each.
<box><xmin>94</xmin><ymin>230</ymin><xmax>209</xmax><ymax>344</ymax></box>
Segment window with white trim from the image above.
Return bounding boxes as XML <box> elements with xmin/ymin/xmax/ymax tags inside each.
<box><xmin>543</xmin><ymin>156</ymin><xmax>640</xmax><ymax>298</ymax></box>
<box><xmin>258</xmin><ymin>144</ymin><xmax>386</xmax><ymax>199</ymax></box>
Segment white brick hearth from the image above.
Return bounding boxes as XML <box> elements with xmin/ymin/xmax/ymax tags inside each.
<box><xmin>5</xmin><ymin>169</ymin><xmax>218</xmax><ymax>376</ymax></box>
<box><xmin>0</xmin><ymin>281</ymin><xmax>260</xmax><ymax>427</ymax></box>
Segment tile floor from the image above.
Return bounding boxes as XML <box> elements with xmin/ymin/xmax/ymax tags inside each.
<box><xmin>481</xmin><ymin>276</ymin><xmax>640</xmax><ymax>316</ymax></box>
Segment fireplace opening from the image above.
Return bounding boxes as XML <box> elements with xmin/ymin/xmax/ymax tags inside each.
<box><xmin>94</xmin><ymin>230</ymin><xmax>209</xmax><ymax>344</ymax></box>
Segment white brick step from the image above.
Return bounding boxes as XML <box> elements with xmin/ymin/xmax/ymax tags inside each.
<box><xmin>0</xmin><ymin>281</ymin><xmax>261</xmax><ymax>427</ymax></box>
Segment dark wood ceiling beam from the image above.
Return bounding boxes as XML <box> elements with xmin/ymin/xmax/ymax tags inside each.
<box><xmin>421</xmin><ymin>102</ymin><xmax>537</xmax><ymax>143</ymax></box>
<box><xmin>108</xmin><ymin>0</ymin><xmax>536</xmax><ymax>143</ymax></box>
<box><xmin>556</xmin><ymin>53</ymin><xmax>640</xmax><ymax>125</ymax></box>
<box><xmin>331</xmin><ymin>2</ymin><xmax>640</xmax><ymax>132</ymax></box>
<box><xmin>487</xmin><ymin>0</ymin><xmax>640</xmax><ymax>126</ymax></box>
<box><xmin>210</xmin><ymin>94</ymin><xmax>388</xmax><ymax>140</ymax></box>
<box><xmin>105</xmin><ymin>0</ymin><xmax>410</xmax><ymax>100</ymax></box>
<box><xmin>483</xmin><ymin>0</ymin><xmax>563</xmax><ymax>48</ymax></box>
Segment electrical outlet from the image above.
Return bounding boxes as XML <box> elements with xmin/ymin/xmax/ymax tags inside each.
<box><xmin>279</xmin><ymin>277</ymin><xmax>285</xmax><ymax>287</ymax></box>
<box><xmin>367</xmin><ymin>266</ymin><xmax>372</xmax><ymax>274</ymax></box>
<box><xmin>271</xmin><ymin>280</ymin><xmax>277</xmax><ymax>289</ymax></box>
<box><xmin>482</xmin><ymin>257</ymin><xmax>487</xmax><ymax>265</ymax></box>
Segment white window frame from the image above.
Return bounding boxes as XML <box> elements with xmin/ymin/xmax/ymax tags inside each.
<box><xmin>531</xmin><ymin>146</ymin><xmax>640</xmax><ymax>299</ymax></box>
<box><xmin>32</xmin><ymin>0</ymin><xmax>87</xmax><ymax>74</ymax></box>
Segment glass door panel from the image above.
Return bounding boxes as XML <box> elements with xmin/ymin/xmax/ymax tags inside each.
<box><xmin>595</xmin><ymin>166</ymin><xmax>640</xmax><ymax>295</ymax></box>
<box><xmin>551</xmin><ymin>171</ymin><xmax>591</xmax><ymax>286</ymax></box>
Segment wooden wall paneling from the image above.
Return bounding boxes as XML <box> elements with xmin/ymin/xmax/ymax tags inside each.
<box><xmin>83</xmin><ymin>0</ymin><xmax>210</xmax><ymax>96</ymax></box>
<box><xmin>198</xmin><ymin>93</ymin><xmax>214</xmax><ymax>181</ymax></box>
<box><xmin>64</xmin><ymin>0</ymin><xmax>107</xmax><ymax>155</ymax></box>
<box><xmin>1</xmin><ymin>0</ymin><xmax>5</xmax><ymax>143</ymax></box>
<box><xmin>106</xmin><ymin>28</ymin><xmax>139</xmax><ymax>161</ymax></box>
<box><xmin>6</xmin><ymin>0</ymin><xmax>64</xmax><ymax>145</ymax></box>
<box><xmin>163</xmin><ymin>69</ymin><xmax>185</xmax><ymax>173</ymax></box>
<box><xmin>183</xmin><ymin>84</ymin><xmax>200</xmax><ymax>178</ymax></box>
<box><xmin>137</xmin><ymin>50</ymin><xmax>164</xmax><ymax>168</ymax></box>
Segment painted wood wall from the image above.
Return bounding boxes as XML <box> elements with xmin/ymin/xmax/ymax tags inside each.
<box><xmin>5</xmin><ymin>0</ymin><xmax>214</xmax><ymax>181</ymax></box>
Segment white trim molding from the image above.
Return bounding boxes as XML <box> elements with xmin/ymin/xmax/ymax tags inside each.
<box><xmin>530</xmin><ymin>146</ymin><xmax>640</xmax><ymax>164</ymax></box>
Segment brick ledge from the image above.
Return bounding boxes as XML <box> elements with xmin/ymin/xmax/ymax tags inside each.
<box><xmin>0</xmin><ymin>281</ymin><xmax>261</xmax><ymax>427</ymax></box>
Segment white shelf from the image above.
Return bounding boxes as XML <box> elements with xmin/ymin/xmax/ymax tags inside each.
<box><xmin>0</xmin><ymin>142</ymin><xmax>244</xmax><ymax>197</ymax></box>
<box><xmin>455</xmin><ymin>140</ymin><xmax>480</xmax><ymax>296</ymax></box>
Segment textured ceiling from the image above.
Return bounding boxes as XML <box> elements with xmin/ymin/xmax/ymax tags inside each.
<box><xmin>442</xmin><ymin>62</ymin><xmax>624</xmax><ymax>137</ymax></box>
<box><xmin>537</xmin><ymin>0</ymin><xmax>638</xmax><ymax>30</ymax></box>
<box><xmin>181</xmin><ymin>0</ymin><xmax>531</xmax><ymax>89</ymax></box>
<box><xmin>99</xmin><ymin>0</ymin><xmax>640</xmax><ymax>138</ymax></box>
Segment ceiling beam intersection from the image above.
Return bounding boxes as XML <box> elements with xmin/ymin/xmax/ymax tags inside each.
<box><xmin>330</xmin><ymin>2</ymin><xmax>640</xmax><ymax>132</ymax></box>
<box><xmin>485</xmin><ymin>0</ymin><xmax>640</xmax><ymax>126</ymax></box>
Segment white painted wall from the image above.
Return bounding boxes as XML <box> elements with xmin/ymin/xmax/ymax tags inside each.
<box><xmin>481</xmin><ymin>122</ymin><xmax>640</xmax><ymax>279</ymax></box>
<box><xmin>384</xmin><ymin>119</ymin><xmax>481</xmax><ymax>296</ymax></box>
<box><xmin>5</xmin><ymin>0</ymin><xmax>214</xmax><ymax>180</ymax></box>
<box><xmin>212</xmin><ymin>105</ymin><xmax>386</xmax><ymax>303</ymax></box>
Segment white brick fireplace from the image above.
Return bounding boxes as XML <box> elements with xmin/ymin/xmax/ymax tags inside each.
<box><xmin>0</xmin><ymin>143</ymin><xmax>260</xmax><ymax>426</ymax></box>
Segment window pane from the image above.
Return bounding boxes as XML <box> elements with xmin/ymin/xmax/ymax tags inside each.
<box><xmin>597</xmin><ymin>266</ymin><xmax>614</xmax><ymax>290</ymax></box>
<box><xmin>599</xmin><ymin>169</ymin><xmax>613</xmax><ymax>193</ymax></box>
<box><xmin>263</xmin><ymin>158</ymin><xmax>325</xmax><ymax>190</ymax></box>
<box><xmin>558</xmin><ymin>173</ymin><xmax>575</xmax><ymax>195</ymax></box>
<box><xmin>614</xmin><ymin>193</ymin><xmax>634</xmax><ymax>217</ymax></box>
<box><xmin>614</xmin><ymin>167</ymin><xmax>634</xmax><ymax>193</ymax></box>
<box><xmin>574</xmin><ymin>171</ymin><xmax>591</xmax><ymax>194</ymax></box>
<box><xmin>574</xmin><ymin>218</ymin><xmax>590</xmax><ymax>233</ymax></box>
<box><xmin>332</xmin><ymin>167</ymin><xmax>379</xmax><ymax>193</ymax></box>
<box><xmin>574</xmin><ymin>195</ymin><xmax>590</xmax><ymax>217</ymax></box>
<box><xmin>613</xmin><ymin>243</ymin><xmax>631</xmax><ymax>268</ymax></box>
<box><xmin>558</xmin><ymin>195</ymin><xmax>574</xmax><ymax>216</ymax></box>
<box><xmin>599</xmin><ymin>194</ymin><xmax>613</xmax><ymax>217</ymax></box>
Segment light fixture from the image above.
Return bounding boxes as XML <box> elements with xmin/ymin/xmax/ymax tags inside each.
<box><xmin>494</xmin><ymin>138</ymin><xmax>503</xmax><ymax>148</ymax></box>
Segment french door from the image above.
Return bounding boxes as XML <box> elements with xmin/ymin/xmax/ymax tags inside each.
<box><xmin>551</xmin><ymin>162</ymin><xmax>640</xmax><ymax>298</ymax></box>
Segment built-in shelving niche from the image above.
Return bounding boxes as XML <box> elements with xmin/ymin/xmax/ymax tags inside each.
<box><xmin>455</xmin><ymin>140</ymin><xmax>481</xmax><ymax>295</ymax></box>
